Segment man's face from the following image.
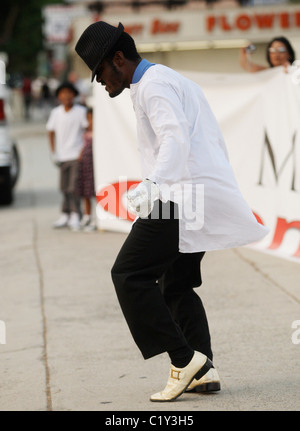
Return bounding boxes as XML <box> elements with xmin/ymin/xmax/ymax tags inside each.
<box><xmin>95</xmin><ymin>57</ymin><xmax>127</xmax><ymax>98</ymax></box>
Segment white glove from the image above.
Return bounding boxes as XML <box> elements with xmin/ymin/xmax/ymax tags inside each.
<box><xmin>127</xmin><ymin>179</ymin><xmax>159</xmax><ymax>218</ymax></box>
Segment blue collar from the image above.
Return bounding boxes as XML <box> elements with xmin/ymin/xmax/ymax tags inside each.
<box><xmin>132</xmin><ymin>59</ymin><xmax>155</xmax><ymax>84</ymax></box>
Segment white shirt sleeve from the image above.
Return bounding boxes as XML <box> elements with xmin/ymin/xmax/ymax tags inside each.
<box><xmin>138</xmin><ymin>80</ymin><xmax>191</xmax><ymax>185</ymax></box>
<box><xmin>46</xmin><ymin>109</ymin><xmax>57</xmax><ymax>131</ymax></box>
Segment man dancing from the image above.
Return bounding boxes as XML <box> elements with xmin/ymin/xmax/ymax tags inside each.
<box><xmin>75</xmin><ymin>21</ymin><xmax>268</xmax><ymax>402</ymax></box>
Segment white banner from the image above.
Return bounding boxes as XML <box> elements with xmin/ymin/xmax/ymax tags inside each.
<box><xmin>93</xmin><ymin>66</ymin><xmax>300</xmax><ymax>262</ymax></box>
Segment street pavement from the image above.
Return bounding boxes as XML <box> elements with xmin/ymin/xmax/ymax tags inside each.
<box><xmin>0</xmin><ymin>120</ymin><xmax>299</xmax><ymax>412</ymax></box>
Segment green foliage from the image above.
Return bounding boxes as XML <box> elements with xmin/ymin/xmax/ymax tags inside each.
<box><xmin>0</xmin><ymin>0</ymin><xmax>64</xmax><ymax>76</ymax></box>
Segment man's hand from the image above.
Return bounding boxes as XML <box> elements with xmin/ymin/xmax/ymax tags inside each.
<box><xmin>50</xmin><ymin>152</ymin><xmax>61</xmax><ymax>167</ymax></box>
<box><xmin>127</xmin><ymin>179</ymin><xmax>159</xmax><ymax>218</ymax></box>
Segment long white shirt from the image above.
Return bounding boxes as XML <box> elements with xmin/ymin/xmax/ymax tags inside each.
<box><xmin>130</xmin><ymin>64</ymin><xmax>269</xmax><ymax>253</ymax></box>
<box><xmin>46</xmin><ymin>104</ymin><xmax>88</xmax><ymax>162</ymax></box>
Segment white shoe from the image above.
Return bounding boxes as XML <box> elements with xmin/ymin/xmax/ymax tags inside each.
<box><xmin>83</xmin><ymin>222</ymin><xmax>97</xmax><ymax>232</ymax></box>
<box><xmin>53</xmin><ymin>213</ymin><xmax>69</xmax><ymax>228</ymax></box>
<box><xmin>68</xmin><ymin>212</ymin><xmax>81</xmax><ymax>231</ymax></box>
<box><xmin>80</xmin><ymin>214</ymin><xmax>91</xmax><ymax>228</ymax></box>
<box><xmin>150</xmin><ymin>351</ymin><xmax>212</xmax><ymax>402</ymax></box>
<box><xmin>186</xmin><ymin>367</ymin><xmax>221</xmax><ymax>392</ymax></box>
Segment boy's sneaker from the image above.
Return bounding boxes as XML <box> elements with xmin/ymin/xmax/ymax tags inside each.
<box><xmin>53</xmin><ymin>213</ymin><xmax>69</xmax><ymax>228</ymax></box>
<box><xmin>68</xmin><ymin>212</ymin><xmax>81</xmax><ymax>231</ymax></box>
<box><xmin>80</xmin><ymin>214</ymin><xmax>91</xmax><ymax>228</ymax></box>
<box><xmin>83</xmin><ymin>222</ymin><xmax>97</xmax><ymax>232</ymax></box>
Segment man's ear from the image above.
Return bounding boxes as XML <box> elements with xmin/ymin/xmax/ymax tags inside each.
<box><xmin>113</xmin><ymin>51</ymin><xmax>126</xmax><ymax>67</ymax></box>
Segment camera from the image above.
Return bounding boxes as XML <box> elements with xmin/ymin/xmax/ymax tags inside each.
<box><xmin>245</xmin><ymin>44</ymin><xmax>256</xmax><ymax>54</ymax></box>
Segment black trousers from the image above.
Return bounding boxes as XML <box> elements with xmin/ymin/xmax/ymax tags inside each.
<box><xmin>111</xmin><ymin>201</ymin><xmax>212</xmax><ymax>360</ymax></box>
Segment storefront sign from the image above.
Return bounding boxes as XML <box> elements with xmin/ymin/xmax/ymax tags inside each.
<box><xmin>43</xmin><ymin>5</ymin><xmax>85</xmax><ymax>43</ymax></box>
<box><xmin>125</xmin><ymin>18</ymin><xmax>181</xmax><ymax>36</ymax></box>
<box><xmin>206</xmin><ymin>9</ymin><xmax>300</xmax><ymax>32</ymax></box>
<box><xmin>101</xmin><ymin>4</ymin><xmax>300</xmax><ymax>44</ymax></box>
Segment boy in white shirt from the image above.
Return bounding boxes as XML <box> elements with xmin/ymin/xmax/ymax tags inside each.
<box><xmin>46</xmin><ymin>82</ymin><xmax>88</xmax><ymax>230</ymax></box>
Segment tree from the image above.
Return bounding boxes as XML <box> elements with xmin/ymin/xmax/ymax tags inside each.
<box><xmin>0</xmin><ymin>0</ymin><xmax>63</xmax><ymax>76</ymax></box>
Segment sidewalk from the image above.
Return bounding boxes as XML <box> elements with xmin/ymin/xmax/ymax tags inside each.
<box><xmin>0</xmin><ymin>121</ymin><xmax>299</xmax><ymax>411</ymax></box>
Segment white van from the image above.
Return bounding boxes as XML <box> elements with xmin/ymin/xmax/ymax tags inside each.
<box><xmin>0</xmin><ymin>60</ymin><xmax>20</xmax><ymax>205</ymax></box>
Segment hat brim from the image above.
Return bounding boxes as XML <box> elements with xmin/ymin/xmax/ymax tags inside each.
<box><xmin>91</xmin><ymin>22</ymin><xmax>124</xmax><ymax>82</ymax></box>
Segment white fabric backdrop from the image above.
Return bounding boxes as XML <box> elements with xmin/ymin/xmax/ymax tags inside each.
<box><xmin>93</xmin><ymin>66</ymin><xmax>300</xmax><ymax>262</ymax></box>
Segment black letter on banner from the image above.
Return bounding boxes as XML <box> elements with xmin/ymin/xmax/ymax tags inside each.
<box><xmin>258</xmin><ymin>130</ymin><xmax>296</xmax><ymax>191</ymax></box>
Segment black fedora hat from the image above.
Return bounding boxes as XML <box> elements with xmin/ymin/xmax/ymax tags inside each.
<box><xmin>75</xmin><ymin>21</ymin><xmax>124</xmax><ymax>82</ymax></box>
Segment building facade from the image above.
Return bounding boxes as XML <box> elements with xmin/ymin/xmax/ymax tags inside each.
<box><xmin>63</xmin><ymin>1</ymin><xmax>300</xmax><ymax>77</ymax></box>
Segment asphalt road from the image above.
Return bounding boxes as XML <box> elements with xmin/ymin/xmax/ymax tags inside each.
<box><xmin>0</xmin><ymin>120</ymin><xmax>299</xmax><ymax>412</ymax></box>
